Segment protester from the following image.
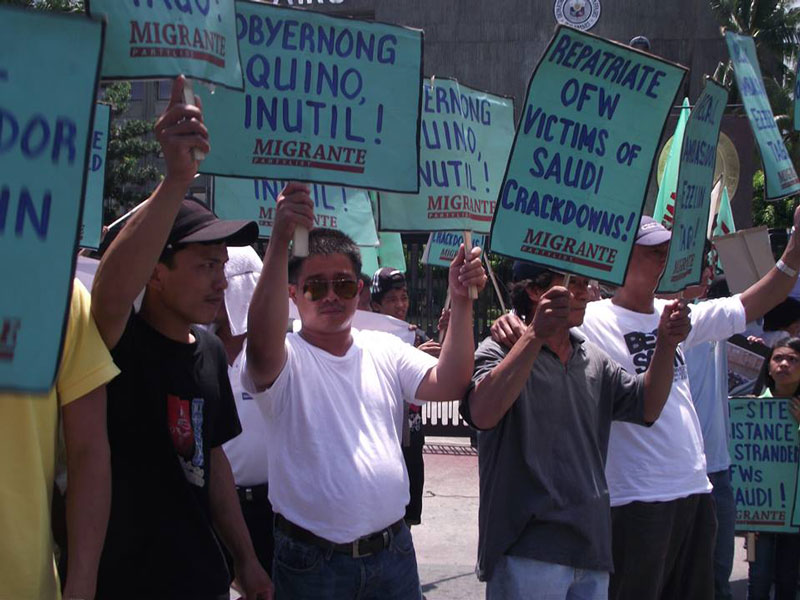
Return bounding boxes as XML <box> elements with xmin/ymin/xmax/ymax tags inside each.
<box><xmin>240</xmin><ymin>183</ymin><xmax>487</xmax><ymax>599</ymax></box>
<box><xmin>215</xmin><ymin>246</ymin><xmax>276</xmax><ymax>577</ymax></box>
<box><xmin>0</xmin><ymin>279</ymin><xmax>118</xmax><ymax>600</ymax></box>
<box><xmin>747</xmin><ymin>337</ymin><xmax>800</xmax><ymax>600</ymax></box>
<box><xmin>91</xmin><ymin>76</ymin><xmax>272</xmax><ymax>600</ymax></box>
<box><xmin>579</xmin><ymin>215</ymin><xmax>800</xmax><ymax>600</ymax></box>
<box><xmin>683</xmin><ymin>269</ymin><xmax>738</xmax><ymax>600</ymax></box>
<box><xmin>465</xmin><ymin>262</ymin><xmax>690</xmax><ymax>599</ymax></box>
<box><xmin>371</xmin><ymin>267</ymin><xmax>440</xmax><ymax>526</ymax></box>
<box><xmin>491</xmin><ymin>213</ymin><xmax>800</xmax><ymax>599</ymax></box>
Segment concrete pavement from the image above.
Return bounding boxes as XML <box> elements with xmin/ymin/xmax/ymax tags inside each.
<box><xmin>414</xmin><ymin>438</ymin><xmax>753</xmax><ymax>600</ymax></box>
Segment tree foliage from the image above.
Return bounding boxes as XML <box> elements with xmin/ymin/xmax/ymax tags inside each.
<box><xmin>710</xmin><ymin>0</ymin><xmax>800</xmax><ymax>81</ymax></box>
<box><xmin>100</xmin><ymin>82</ymin><xmax>161</xmax><ymax>222</ymax></box>
<box><xmin>709</xmin><ymin>0</ymin><xmax>800</xmax><ymax>225</ymax></box>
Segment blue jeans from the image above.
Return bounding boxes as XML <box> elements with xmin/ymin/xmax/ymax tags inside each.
<box><xmin>747</xmin><ymin>532</ymin><xmax>800</xmax><ymax>600</ymax></box>
<box><xmin>709</xmin><ymin>470</ymin><xmax>735</xmax><ymax>600</ymax></box>
<box><xmin>272</xmin><ymin>522</ymin><xmax>422</xmax><ymax>600</ymax></box>
<box><xmin>487</xmin><ymin>555</ymin><xmax>609</xmax><ymax>600</ymax></box>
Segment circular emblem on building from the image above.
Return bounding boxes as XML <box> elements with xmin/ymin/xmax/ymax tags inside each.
<box><xmin>553</xmin><ymin>0</ymin><xmax>601</xmax><ymax>31</ymax></box>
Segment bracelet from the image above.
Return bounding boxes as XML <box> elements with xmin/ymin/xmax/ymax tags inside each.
<box><xmin>776</xmin><ymin>259</ymin><xmax>798</xmax><ymax>278</ymax></box>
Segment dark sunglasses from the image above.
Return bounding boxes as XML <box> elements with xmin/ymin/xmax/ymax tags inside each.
<box><xmin>302</xmin><ymin>278</ymin><xmax>359</xmax><ymax>301</ymax></box>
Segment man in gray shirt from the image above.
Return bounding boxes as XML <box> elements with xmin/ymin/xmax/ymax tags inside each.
<box><xmin>461</xmin><ymin>262</ymin><xmax>690</xmax><ymax>600</ymax></box>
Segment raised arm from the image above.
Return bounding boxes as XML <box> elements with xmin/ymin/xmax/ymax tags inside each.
<box><xmin>641</xmin><ymin>299</ymin><xmax>692</xmax><ymax>422</ymax></box>
<box><xmin>91</xmin><ymin>76</ymin><xmax>209</xmax><ymax>348</ymax></box>
<box><xmin>740</xmin><ymin>206</ymin><xmax>800</xmax><ymax>323</ymax></box>
<box><xmin>415</xmin><ymin>244</ymin><xmax>486</xmax><ymax>402</ymax></box>
<box><xmin>245</xmin><ymin>183</ymin><xmax>313</xmax><ymax>390</ymax></box>
<box><xmin>466</xmin><ymin>287</ymin><xmax>570</xmax><ymax>429</ymax></box>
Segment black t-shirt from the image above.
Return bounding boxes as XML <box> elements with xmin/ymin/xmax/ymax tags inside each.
<box><xmin>97</xmin><ymin>314</ymin><xmax>242</xmax><ymax>600</ymax></box>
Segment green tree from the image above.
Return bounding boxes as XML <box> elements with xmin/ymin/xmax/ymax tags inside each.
<box><xmin>710</xmin><ymin>0</ymin><xmax>800</xmax><ymax>222</ymax></box>
<box><xmin>751</xmin><ymin>170</ymin><xmax>797</xmax><ymax>227</ymax></box>
<box><xmin>710</xmin><ymin>0</ymin><xmax>800</xmax><ymax>82</ymax></box>
<box><xmin>0</xmin><ymin>0</ymin><xmax>84</xmax><ymax>11</ymax></box>
<box><xmin>100</xmin><ymin>82</ymin><xmax>161</xmax><ymax>222</ymax></box>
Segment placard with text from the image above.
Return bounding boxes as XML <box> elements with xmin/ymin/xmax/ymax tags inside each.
<box><xmin>0</xmin><ymin>8</ymin><xmax>105</xmax><ymax>392</ymax></box>
<box><xmin>199</xmin><ymin>1</ymin><xmax>423</xmax><ymax>191</ymax></box>
<box><xmin>87</xmin><ymin>0</ymin><xmax>244</xmax><ymax>89</ymax></box>
<box><xmin>490</xmin><ymin>26</ymin><xmax>686</xmax><ymax>284</ymax></box>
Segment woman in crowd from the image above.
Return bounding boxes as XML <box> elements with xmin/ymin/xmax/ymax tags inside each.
<box><xmin>748</xmin><ymin>337</ymin><xmax>800</xmax><ymax>600</ymax></box>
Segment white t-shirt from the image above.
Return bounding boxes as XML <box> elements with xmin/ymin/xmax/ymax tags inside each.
<box><xmin>580</xmin><ymin>295</ymin><xmax>746</xmax><ymax>506</ymax></box>
<box><xmin>240</xmin><ymin>329</ymin><xmax>437</xmax><ymax>543</ymax></box>
<box><xmin>222</xmin><ymin>349</ymin><xmax>270</xmax><ymax>487</ymax></box>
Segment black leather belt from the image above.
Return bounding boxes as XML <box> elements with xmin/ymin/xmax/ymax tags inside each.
<box><xmin>236</xmin><ymin>483</ymin><xmax>269</xmax><ymax>503</ymax></box>
<box><xmin>275</xmin><ymin>513</ymin><xmax>403</xmax><ymax>558</ymax></box>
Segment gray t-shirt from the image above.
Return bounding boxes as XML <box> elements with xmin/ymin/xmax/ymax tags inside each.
<box><xmin>461</xmin><ymin>333</ymin><xmax>647</xmax><ymax>580</ymax></box>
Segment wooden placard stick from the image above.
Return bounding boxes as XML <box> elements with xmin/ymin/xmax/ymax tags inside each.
<box><xmin>464</xmin><ymin>231</ymin><xmax>478</xmax><ymax>300</ymax></box>
<box><xmin>181</xmin><ymin>78</ymin><xmax>205</xmax><ymax>163</ymax></box>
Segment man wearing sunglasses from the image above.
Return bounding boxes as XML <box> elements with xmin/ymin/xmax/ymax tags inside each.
<box><xmin>241</xmin><ymin>181</ymin><xmax>487</xmax><ymax>599</ymax></box>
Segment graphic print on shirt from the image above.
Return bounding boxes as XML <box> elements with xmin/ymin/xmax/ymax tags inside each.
<box><xmin>623</xmin><ymin>328</ymin><xmax>687</xmax><ymax>381</ymax></box>
<box><xmin>167</xmin><ymin>394</ymin><xmax>206</xmax><ymax>487</ymax></box>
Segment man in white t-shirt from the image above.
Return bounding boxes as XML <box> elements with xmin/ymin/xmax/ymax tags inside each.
<box><xmin>241</xmin><ymin>182</ymin><xmax>487</xmax><ymax>599</ymax></box>
<box><xmin>579</xmin><ymin>214</ymin><xmax>800</xmax><ymax>600</ymax></box>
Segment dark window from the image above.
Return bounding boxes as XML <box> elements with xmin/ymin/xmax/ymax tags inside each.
<box><xmin>158</xmin><ymin>80</ymin><xmax>172</xmax><ymax>100</ymax></box>
<box><xmin>130</xmin><ymin>81</ymin><xmax>145</xmax><ymax>101</ymax></box>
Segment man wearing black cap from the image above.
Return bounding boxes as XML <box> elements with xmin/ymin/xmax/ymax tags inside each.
<box><xmin>464</xmin><ymin>261</ymin><xmax>690</xmax><ymax>599</ymax></box>
<box><xmin>91</xmin><ymin>77</ymin><xmax>271</xmax><ymax>600</ymax></box>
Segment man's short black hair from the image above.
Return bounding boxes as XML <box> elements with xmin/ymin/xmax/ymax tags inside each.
<box><xmin>508</xmin><ymin>271</ymin><xmax>556</xmax><ymax>323</ymax></box>
<box><xmin>288</xmin><ymin>228</ymin><xmax>362</xmax><ymax>283</ymax></box>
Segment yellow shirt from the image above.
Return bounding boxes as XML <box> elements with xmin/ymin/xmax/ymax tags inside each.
<box><xmin>0</xmin><ymin>279</ymin><xmax>119</xmax><ymax>600</ymax></box>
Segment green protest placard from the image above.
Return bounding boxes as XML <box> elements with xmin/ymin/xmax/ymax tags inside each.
<box><xmin>87</xmin><ymin>0</ymin><xmax>244</xmax><ymax>90</ymax></box>
<box><xmin>360</xmin><ymin>245</ymin><xmax>379</xmax><ymax>277</ymax></box>
<box><xmin>422</xmin><ymin>231</ymin><xmax>488</xmax><ymax>268</ymax></box>
<box><xmin>658</xmin><ymin>79</ymin><xmax>728</xmax><ymax>293</ymax></box>
<box><xmin>360</xmin><ymin>233</ymin><xmax>405</xmax><ymax>276</ymax></box>
<box><xmin>794</xmin><ymin>55</ymin><xmax>800</xmax><ymax>132</ymax></box>
<box><xmin>726</xmin><ymin>32</ymin><xmax>800</xmax><ymax>200</ymax></box>
<box><xmin>379</xmin><ymin>78</ymin><xmax>514</xmax><ymax>233</ymax></box>
<box><xmin>0</xmin><ymin>7</ymin><xmax>104</xmax><ymax>392</ymax></box>
<box><xmin>730</xmin><ymin>397</ymin><xmax>800</xmax><ymax>533</ymax></box>
<box><xmin>212</xmin><ymin>177</ymin><xmax>378</xmax><ymax>246</ymax></box>
<box><xmin>79</xmin><ymin>103</ymin><xmax>110</xmax><ymax>251</ymax></box>
<box><xmin>198</xmin><ymin>0</ymin><xmax>423</xmax><ymax>192</ymax></box>
<box><xmin>489</xmin><ymin>26</ymin><xmax>686</xmax><ymax>285</ymax></box>
<box><xmin>376</xmin><ymin>232</ymin><xmax>406</xmax><ymax>272</ymax></box>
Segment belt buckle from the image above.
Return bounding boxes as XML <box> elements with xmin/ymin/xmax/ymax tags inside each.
<box><xmin>351</xmin><ymin>530</ymin><xmax>390</xmax><ymax>558</ymax></box>
<box><xmin>245</xmin><ymin>488</ymin><xmax>254</xmax><ymax>502</ymax></box>
<box><xmin>352</xmin><ymin>538</ymin><xmax>370</xmax><ymax>558</ymax></box>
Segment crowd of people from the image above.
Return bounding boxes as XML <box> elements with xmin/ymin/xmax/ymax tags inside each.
<box><xmin>5</xmin><ymin>75</ymin><xmax>800</xmax><ymax>600</ymax></box>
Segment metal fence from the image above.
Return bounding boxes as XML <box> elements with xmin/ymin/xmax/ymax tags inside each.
<box><xmin>402</xmin><ymin>235</ymin><xmax>513</xmax><ymax>437</ymax></box>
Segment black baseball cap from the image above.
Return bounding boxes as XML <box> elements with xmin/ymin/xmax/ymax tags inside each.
<box><xmin>636</xmin><ymin>216</ymin><xmax>672</xmax><ymax>246</ymax></box>
<box><xmin>371</xmin><ymin>267</ymin><xmax>406</xmax><ymax>303</ymax></box>
<box><xmin>512</xmin><ymin>260</ymin><xmax>557</xmax><ymax>282</ymax></box>
<box><xmin>165</xmin><ymin>197</ymin><xmax>258</xmax><ymax>249</ymax></box>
